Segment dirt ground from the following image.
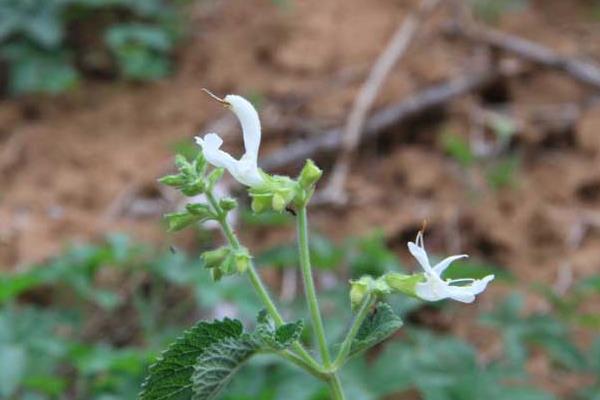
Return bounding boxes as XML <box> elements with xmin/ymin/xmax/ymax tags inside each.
<box><xmin>1</xmin><ymin>1</ymin><xmax>600</xmax><ymax>393</ymax></box>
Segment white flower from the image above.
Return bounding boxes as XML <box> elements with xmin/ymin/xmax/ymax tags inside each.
<box><xmin>408</xmin><ymin>232</ymin><xmax>494</xmax><ymax>303</ymax></box>
<box><xmin>195</xmin><ymin>93</ymin><xmax>264</xmax><ymax>187</ymax></box>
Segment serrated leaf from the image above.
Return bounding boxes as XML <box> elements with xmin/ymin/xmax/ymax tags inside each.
<box><xmin>255</xmin><ymin>310</ymin><xmax>303</xmax><ymax>350</ymax></box>
<box><xmin>274</xmin><ymin>321</ymin><xmax>304</xmax><ymax>348</ymax></box>
<box><xmin>350</xmin><ymin>303</ymin><xmax>402</xmax><ymax>356</ymax></box>
<box><xmin>140</xmin><ymin>318</ymin><xmax>243</xmax><ymax>400</ymax></box>
<box><xmin>191</xmin><ymin>335</ymin><xmax>259</xmax><ymax>400</ymax></box>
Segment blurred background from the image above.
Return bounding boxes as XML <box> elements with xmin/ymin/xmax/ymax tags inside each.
<box><xmin>1</xmin><ymin>0</ymin><xmax>600</xmax><ymax>399</ymax></box>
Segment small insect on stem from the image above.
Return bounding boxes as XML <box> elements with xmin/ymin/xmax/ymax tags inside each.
<box><xmin>286</xmin><ymin>207</ymin><xmax>297</xmax><ymax>216</ymax></box>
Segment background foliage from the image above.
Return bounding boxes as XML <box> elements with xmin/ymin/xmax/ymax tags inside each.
<box><xmin>0</xmin><ymin>0</ymin><xmax>187</xmax><ymax>96</ymax></box>
<box><xmin>2</xmin><ymin>229</ymin><xmax>599</xmax><ymax>399</ymax></box>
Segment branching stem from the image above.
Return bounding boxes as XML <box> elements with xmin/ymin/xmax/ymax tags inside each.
<box><xmin>205</xmin><ymin>191</ymin><xmax>322</xmax><ymax>374</ymax></box>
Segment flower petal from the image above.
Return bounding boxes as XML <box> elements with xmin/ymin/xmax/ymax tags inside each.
<box><xmin>466</xmin><ymin>274</ymin><xmax>495</xmax><ymax>295</ymax></box>
<box><xmin>196</xmin><ymin>133</ymin><xmax>238</xmax><ymax>171</ymax></box>
<box><xmin>432</xmin><ymin>254</ymin><xmax>469</xmax><ymax>275</ymax></box>
<box><xmin>224</xmin><ymin>95</ymin><xmax>261</xmax><ymax>162</ymax></box>
<box><xmin>408</xmin><ymin>241</ymin><xmax>434</xmax><ymax>274</ymax></box>
<box><xmin>415</xmin><ymin>277</ymin><xmax>451</xmax><ymax>301</ymax></box>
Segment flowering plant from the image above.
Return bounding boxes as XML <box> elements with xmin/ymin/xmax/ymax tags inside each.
<box><xmin>140</xmin><ymin>92</ymin><xmax>493</xmax><ymax>400</ymax></box>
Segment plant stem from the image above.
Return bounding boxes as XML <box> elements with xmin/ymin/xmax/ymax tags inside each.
<box><xmin>296</xmin><ymin>206</ymin><xmax>346</xmax><ymax>400</ymax></box>
<box><xmin>327</xmin><ymin>374</ymin><xmax>346</xmax><ymax>400</ymax></box>
<box><xmin>275</xmin><ymin>350</ymin><xmax>329</xmax><ymax>381</ymax></box>
<box><xmin>205</xmin><ymin>191</ymin><xmax>321</xmax><ymax>372</ymax></box>
<box><xmin>333</xmin><ymin>294</ymin><xmax>374</xmax><ymax>369</ymax></box>
<box><xmin>296</xmin><ymin>206</ymin><xmax>332</xmax><ymax>367</ymax></box>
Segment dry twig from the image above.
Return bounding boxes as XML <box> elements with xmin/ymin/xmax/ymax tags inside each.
<box><xmin>447</xmin><ymin>23</ymin><xmax>600</xmax><ymax>90</ymax></box>
<box><xmin>320</xmin><ymin>0</ymin><xmax>442</xmax><ymax>205</ymax></box>
<box><xmin>261</xmin><ymin>62</ymin><xmax>521</xmax><ymax>172</ymax></box>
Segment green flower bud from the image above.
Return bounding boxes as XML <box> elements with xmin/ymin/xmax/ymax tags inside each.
<box><xmin>207</xmin><ymin>168</ymin><xmax>225</xmax><ymax>189</ymax></box>
<box><xmin>298</xmin><ymin>159</ymin><xmax>323</xmax><ymax>189</ymax></box>
<box><xmin>384</xmin><ymin>273</ymin><xmax>423</xmax><ymax>298</ymax></box>
<box><xmin>158</xmin><ymin>174</ymin><xmax>185</xmax><ymax>187</ymax></box>
<box><xmin>251</xmin><ymin>194</ymin><xmax>271</xmax><ymax>213</ymax></box>
<box><xmin>186</xmin><ymin>203</ymin><xmax>212</xmax><ymax>218</ymax></box>
<box><xmin>221</xmin><ymin>253</ymin><xmax>237</xmax><ymax>275</ymax></box>
<box><xmin>194</xmin><ymin>153</ymin><xmax>207</xmax><ymax>174</ymax></box>
<box><xmin>233</xmin><ymin>248</ymin><xmax>251</xmax><ymax>273</ymax></box>
<box><xmin>272</xmin><ymin>193</ymin><xmax>286</xmax><ymax>212</ymax></box>
<box><xmin>201</xmin><ymin>246</ymin><xmax>230</xmax><ymax>269</ymax></box>
<box><xmin>349</xmin><ymin>275</ymin><xmax>392</xmax><ymax>310</ymax></box>
<box><xmin>181</xmin><ymin>179</ymin><xmax>206</xmax><ymax>196</ymax></box>
<box><xmin>211</xmin><ymin>267</ymin><xmax>223</xmax><ymax>282</ymax></box>
<box><xmin>175</xmin><ymin>154</ymin><xmax>189</xmax><ymax>169</ymax></box>
<box><xmin>164</xmin><ymin>211</ymin><xmax>198</xmax><ymax>232</ymax></box>
<box><xmin>219</xmin><ymin>197</ymin><xmax>238</xmax><ymax>211</ymax></box>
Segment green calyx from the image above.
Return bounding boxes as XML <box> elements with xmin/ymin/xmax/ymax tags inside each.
<box><xmin>201</xmin><ymin>246</ymin><xmax>252</xmax><ymax>281</ymax></box>
<box><xmin>349</xmin><ymin>273</ymin><xmax>424</xmax><ymax>309</ymax></box>
<box><xmin>249</xmin><ymin>173</ymin><xmax>298</xmax><ymax>213</ymax></box>
<box><xmin>249</xmin><ymin>160</ymin><xmax>324</xmax><ymax>213</ymax></box>
<box><xmin>298</xmin><ymin>159</ymin><xmax>323</xmax><ymax>189</ymax></box>
<box><xmin>383</xmin><ymin>272</ymin><xmax>424</xmax><ymax>298</ymax></box>
<box><xmin>349</xmin><ymin>276</ymin><xmax>391</xmax><ymax>311</ymax></box>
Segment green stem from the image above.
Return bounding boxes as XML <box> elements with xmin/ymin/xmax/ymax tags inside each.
<box><xmin>275</xmin><ymin>350</ymin><xmax>329</xmax><ymax>381</ymax></box>
<box><xmin>296</xmin><ymin>206</ymin><xmax>331</xmax><ymax>367</ymax></box>
<box><xmin>333</xmin><ymin>294</ymin><xmax>374</xmax><ymax>369</ymax></box>
<box><xmin>205</xmin><ymin>191</ymin><xmax>321</xmax><ymax>373</ymax></box>
<box><xmin>327</xmin><ymin>374</ymin><xmax>346</xmax><ymax>400</ymax></box>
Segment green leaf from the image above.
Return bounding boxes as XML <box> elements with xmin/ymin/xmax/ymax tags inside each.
<box><xmin>350</xmin><ymin>303</ymin><xmax>403</xmax><ymax>356</ymax></box>
<box><xmin>191</xmin><ymin>335</ymin><xmax>259</xmax><ymax>399</ymax></box>
<box><xmin>255</xmin><ymin>311</ymin><xmax>304</xmax><ymax>350</ymax></box>
<box><xmin>140</xmin><ymin>318</ymin><xmax>243</xmax><ymax>400</ymax></box>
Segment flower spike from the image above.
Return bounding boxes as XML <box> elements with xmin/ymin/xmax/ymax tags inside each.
<box><xmin>408</xmin><ymin>231</ymin><xmax>494</xmax><ymax>303</ymax></box>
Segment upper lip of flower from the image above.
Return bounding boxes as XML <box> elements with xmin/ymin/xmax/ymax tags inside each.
<box><xmin>195</xmin><ymin>91</ymin><xmax>264</xmax><ymax>187</ymax></box>
<box><xmin>408</xmin><ymin>231</ymin><xmax>494</xmax><ymax>303</ymax></box>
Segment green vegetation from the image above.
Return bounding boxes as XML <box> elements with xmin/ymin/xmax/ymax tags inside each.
<box><xmin>1</xmin><ymin>231</ymin><xmax>598</xmax><ymax>399</ymax></box>
<box><xmin>0</xmin><ymin>0</ymin><xmax>188</xmax><ymax>96</ymax></box>
<box><xmin>469</xmin><ymin>0</ymin><xmax>529</xmax><ymax>24</ymax></box>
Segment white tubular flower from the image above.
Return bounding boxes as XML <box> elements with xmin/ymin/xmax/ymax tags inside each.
<box><xmin>195</xmin><ymin>93</ymin><xmax>265</xmax><ymax>187</ymax></box>
<box><xmin>408</xmin><ymin>232</ymin><xmax>494</xmax><ymax>303</ymax></box>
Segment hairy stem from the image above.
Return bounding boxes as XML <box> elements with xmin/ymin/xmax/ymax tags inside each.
<box><xmin>205</xmin><ymin>191</ymin><xmax>321</xmax><ymax>373</ymax></box>
<box><xmin>327</xmin><ymin>374</ymin><xmax>346</xmax><ymax>400</ymax></box>
<box><xmin>296</xmin><ymin>206</ymin><xmax>332</xmax><ymax>366</ymax></box>
<box><xmin>333</xmin><ymin>294</ymin><xmax>375</xmax><ymax>368</ymax></box>
<box><xmin>296</xmin><ymin>206</ymin><xmax>346</xmax><ymax>400</ymax></box>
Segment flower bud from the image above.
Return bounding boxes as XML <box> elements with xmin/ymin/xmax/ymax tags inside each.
<box><xmin>186</xmin><ymin>203</ymin><xmax>212</xmax><ymax>218</ymax></box>
<box><xmin>298</xmin><ymin>159</ymin><xmax>323</xmax><ymax>189</ymax></box>
<box><xmin>350</xmin><ymin>277</ymin><xmax>372</xmax><ymax>310</ymax></box>
<box><xmin>207</xmin><ymin>168</ymin><xmax>225</xmax><ymax>189</ymax></box>
<box><xmin>219</xmin><ymin>197</ymin><xmax>238</xmax><ymax>211</ymax></box>
<box><xmin>251</xmin><ymin>194</ymin><xmax>271</xmax><ymax>213</ymax></box>
<box><xmin>165</xmin><ymin>211</ymin><xmax>198</xmax><ymax>232</ymax></box>
<box><xmin>233</xmin><ymin>248</ymin><xmax>251</xmax><ymax>273</ymax></box>
<box><xmin>272</xmin><ymin>193</ymin><xmax>286</xmax><ymax>212</ymax></box>
<box><xmin>201</xmin><ymin>246</ymin><xmax>230</xmax><ymax>269</ymax></box>
<box><xmin>158</xmin><ymin>174</ymin><xmax>185</xmax><ymax>187</ymax></box>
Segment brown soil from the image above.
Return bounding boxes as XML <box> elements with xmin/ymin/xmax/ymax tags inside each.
<box><xmin>2</xmin><ymin>0</ymin><xmax>600</xmax><ymax>396</ymax></box>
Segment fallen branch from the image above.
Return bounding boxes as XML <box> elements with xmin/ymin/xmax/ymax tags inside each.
<box><xmin>447</xmin><ymin>23</ymin><xmax>600</xmax><ymax>90</ymax></box>
<box><xmin>321</xmin><ymin>0</ymin><xmax>442</xmax><ymax>204</ymax></box>
<box><xmin>261</xmin><ymin>66</ymin><xmax>516</xmax><ymax>171</ymax></box>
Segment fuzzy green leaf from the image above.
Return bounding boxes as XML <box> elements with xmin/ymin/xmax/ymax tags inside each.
<box><xmin>255</xmin><ymin>310</ymin><xmax>303</xmax><ymax>350</ymax></box>
<box><xmin>139</xmin><ymin>318</ymin><xmax>243</xmax><ymax>400</ymax></box>
<box><xmin>350</xmin><ymin>303</ymin><xmax>403</xmax><ymax>356</ymax></box>
<box><xmin>191</xmin><ymin>335</ymin><xmax>259</xmax><ymax>400</ymax></box>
